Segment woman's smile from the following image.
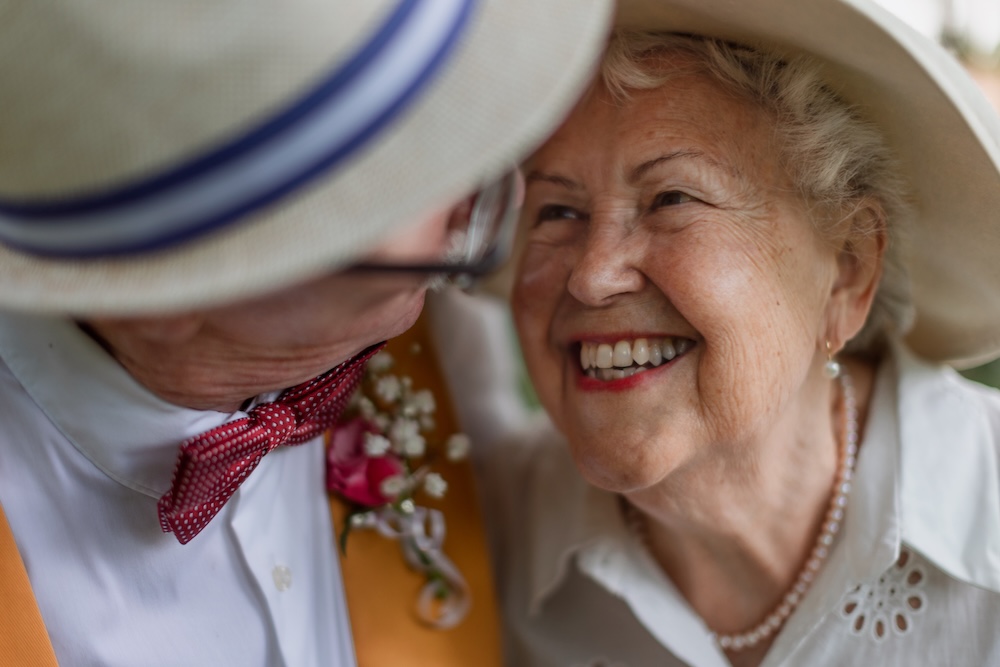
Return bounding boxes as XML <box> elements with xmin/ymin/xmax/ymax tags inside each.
<box><xmin>513</xmin><ymin>65</ymin><xmax>843</xmax><ymax>494</ymax></box>
<box><xmin>571</xmin><ymin>335</ymin><xmax>696</xmax><ymax>390</ymax></box>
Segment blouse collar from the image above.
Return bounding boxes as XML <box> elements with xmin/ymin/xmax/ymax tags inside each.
<box><xmin>892</xmin><ymin>341</ymin><xmax>1000</xmax><ymax>593</ymax></box>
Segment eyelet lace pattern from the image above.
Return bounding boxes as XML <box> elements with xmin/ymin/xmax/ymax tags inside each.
<box><xmin>839</xmin><ymin>547</ymin><xmax>927</xmax><ymax>642</ymax></box>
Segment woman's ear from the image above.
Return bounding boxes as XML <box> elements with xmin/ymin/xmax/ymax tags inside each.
<box><xmin>825</xmin><ymin>199</ymin><xmax>887</xmax><ymax>349</ymax></box>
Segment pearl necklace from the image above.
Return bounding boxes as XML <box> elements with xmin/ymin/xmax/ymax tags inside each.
<box><xmin>628</xmin><ymin>371</ymin><xmax>858</xmax><ymax>653</ymax></box>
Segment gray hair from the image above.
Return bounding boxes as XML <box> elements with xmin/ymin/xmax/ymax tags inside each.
<box><xmin>600</xmin><ymin>32</ymin><xmax>915</xmax><ymax>355</ymax></box>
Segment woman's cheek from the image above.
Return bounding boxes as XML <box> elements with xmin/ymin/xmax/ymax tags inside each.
<box><xmin>513</xmin><ymin>253</ymin><xmax>562</xmax><ymax>389</ymax></box>
<box><xmin>516</xmin><ymin>243</ymin><xmax>558</xmax><ymax>288</ymax></box>
<box><xmin>514</xmin><ymin>246</ymin><xmax>560</xmax><ymax>315</ymax></box>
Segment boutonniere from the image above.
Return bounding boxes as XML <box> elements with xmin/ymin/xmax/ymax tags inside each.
<box><xmin>326</xmin><ymin>347</ymin><xmax>472</xmax><ymax>629</ymax></box>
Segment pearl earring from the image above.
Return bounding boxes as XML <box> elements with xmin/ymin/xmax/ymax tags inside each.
<box><xmin>824</xmin><ymin>340</ymin><xmax>841</xmax><ymax>379</ymax></box>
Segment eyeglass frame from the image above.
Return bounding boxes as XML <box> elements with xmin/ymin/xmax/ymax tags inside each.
<box><xmin>347</xmin><ymin>169</ymin><xmax>521</xmax><ymax>288</ymax></box>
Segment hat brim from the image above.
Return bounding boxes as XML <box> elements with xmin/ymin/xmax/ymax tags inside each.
<box><xmin>0</xmin><ymin>0</ymin><xmax>612</xmax><ymax>317</ymax></box>
<box><xmin>615</xmin><ymin>0</ymin><xmax>1000</xmax><ymax>368</ymax></box>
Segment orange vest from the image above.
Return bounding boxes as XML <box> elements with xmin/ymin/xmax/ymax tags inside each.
<box><xmin>0</xmin><ymin>316</ymin><xmax>502</xmax><ymax>667</ymax></box>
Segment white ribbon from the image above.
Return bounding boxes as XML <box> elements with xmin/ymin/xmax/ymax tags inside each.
<box><xmin>351</xmin><ymin>504</ymin><xmax>471</xmax><ymax>629</ymax></box>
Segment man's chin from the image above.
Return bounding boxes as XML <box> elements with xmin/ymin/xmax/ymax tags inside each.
<box><xmin>381</xmin><ymin>289</ymin><xmax>428</xmax><ymax>342</ymax></box>
<box><xmin>321</xmin><ymin>288</ymin><xmax>427</xmax><ymax>375</ymax></box>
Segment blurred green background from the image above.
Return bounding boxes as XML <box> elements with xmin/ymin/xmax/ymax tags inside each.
<box><xmin>964</xmin><ymin>359</ymin><xmax>1000</xmax><ymax>388</ymax></box>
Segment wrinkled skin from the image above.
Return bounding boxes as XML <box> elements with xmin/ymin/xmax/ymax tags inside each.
<box><xmin>513</xmin><ymin>63</ymin><xmax>883</xmax><ymax>659</ymax></box>
<box><xmin>87</xmin><ymin>207</ymin><xmax>454</xmax><ymax>411</ymax></box>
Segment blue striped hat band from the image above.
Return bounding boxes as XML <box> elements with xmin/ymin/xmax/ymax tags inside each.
<box><xmin>0</xmin><ymin>0</ymin><xmax>477</xmax><ymax>257</ymax></box>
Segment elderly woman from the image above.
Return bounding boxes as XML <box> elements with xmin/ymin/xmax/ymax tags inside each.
<box><xmin>459</xmin><ymin>0</ymin><xmax>1000</xmax><ymax>665</ymax></box>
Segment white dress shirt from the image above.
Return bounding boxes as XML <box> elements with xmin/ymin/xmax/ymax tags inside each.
<box><xmin>430</xmin><ymin>291</ymin><xmax>1000</xmax><ymax>667</ymax></box>
<box><xmin>0</xmin><ymin>312</ymin><xmax>357</xmax><ymax>667</ymax></box>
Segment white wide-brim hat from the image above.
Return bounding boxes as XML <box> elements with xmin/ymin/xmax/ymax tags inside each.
<box><xmin>0</xmin><ymin>0</ymin><xmax>612</xmax><ymax>315</ymax></box>
<box><xmin>615</xmin><ymin>0</ymin><xmax>1000</xmax><ymax>368</ymax></box>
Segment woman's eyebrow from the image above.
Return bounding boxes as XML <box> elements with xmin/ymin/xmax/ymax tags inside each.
<box><xmin>524</xmin><ymin>170</ymin><xmax>583</xmax><ymax>191</ymax></box>
<box><xmin>627</xmin><ymin>150</ymin><xmax>707</xmax><ymax>183</ymax></box>
<box><xmin>526</xmin><ymin>150</ymin><xmax>734</xmax><ymax>191</ymax></box>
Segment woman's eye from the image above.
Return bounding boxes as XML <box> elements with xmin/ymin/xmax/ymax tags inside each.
<box><xmin>535</xmin><ymin>204</ymin><xmax>584</xmax><ymax>224</ymax></box>
<box><xmin>651</xmin><ymin>191</ymin><xmax>694</xmax><ymax>208</ymax></box>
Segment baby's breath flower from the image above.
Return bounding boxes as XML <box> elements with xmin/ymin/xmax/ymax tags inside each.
<box><xmin>446</xmin><ymin>434</ymin><xmax>471</xmax><ymax>462</ymax></box>
<box><xmin>410</xmin><ymin>389</ymin><xmax>436</xmax><ymax>415</ymax></box>
<box><xmin>367</xmin><ymin>351</ymin><xmax>395</xmax><ymax>374</ymax></box>
<box><xmin>380</xmin><ymin>475</ymin><xmax>407</xmax><ymax>499</ymax></box>
<box><xmin>333</xmin><ymin>347</ymin><xmax>472</xmax><ymax>627</ymax></box>
<box><xmin>403</xmin><ymin>435</ymin><xmax>427</xmax><ymax>458</ymax></box>
<box><xmin>389</xmin><ymin>417</ymin><xmax>420</xmax><ymax>449</ymax></box>
<box><xmin>423</xmin><ymin>472</ymin><xmax>448</xmax><ymax>498</ymax></box>
<box><xmin>362</xmin><ymin>432</ymin><xmax>391</xmax><ymax>457</ymax></box>
<box><xmin>357</xmin><ymin>396</ymin><xmax>377</xmax><ymax>419</ymax></box>
<box><xmin>375</xmin><ymin>375</ymin><xmax>402</xmax><ymax>402</ymax></box>
<box><xmin>373</xmin><ymin>413</ymin><xmax>391</xmax><ymax>432</ymax></box>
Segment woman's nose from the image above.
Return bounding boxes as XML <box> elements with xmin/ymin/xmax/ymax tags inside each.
<box><xmin>566</xmin><ymin>224</ymin><xmax>645</xmax><ymax>307</ymax></box>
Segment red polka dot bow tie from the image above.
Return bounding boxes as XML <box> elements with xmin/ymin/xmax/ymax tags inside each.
<box><xmin>158</xmin><ymin>343</ymin><xmax>385</xmax><ymax>544</ymax></box>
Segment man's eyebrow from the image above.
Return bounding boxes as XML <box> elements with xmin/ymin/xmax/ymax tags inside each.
<box><xmin>627</xmin><ymin>150</ymin><xmax>707</xmax><ymax>183</ymax></box>
<box><xmin>524</xmin><ymin>170</ymin><xmax>583</xmax><ymax>191</ymax></box>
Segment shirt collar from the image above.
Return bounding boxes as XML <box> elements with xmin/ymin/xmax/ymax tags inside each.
<box><xmin>0</xmin><ymin>311</ymin><xmax>244</xmax><ymax>498</ymax></box>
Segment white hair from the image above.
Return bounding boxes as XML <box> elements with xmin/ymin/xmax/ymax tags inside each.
<box><xmin>600</xmin><ymin>32</ymin><xmax>915</xmax><ymax>354</ymax></box>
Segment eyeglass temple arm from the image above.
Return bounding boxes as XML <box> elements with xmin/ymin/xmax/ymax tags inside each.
<box><xmin>349</xmin><ymin>169</ymin><xmax>521</xmax><ymax>278</ymax></box>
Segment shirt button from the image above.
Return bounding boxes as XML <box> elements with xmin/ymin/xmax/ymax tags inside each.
<box><xmin>272</xmin><ymin>565</ymin><xmax>292</xmax><ymax>592</ymax></box>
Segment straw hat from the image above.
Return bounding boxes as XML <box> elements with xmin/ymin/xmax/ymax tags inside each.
<box><xmin>0</xmin><ymin>0</ymin><xmax>612</xmax><ymax>315</ymax></box>
<box><xmin>613</xmin><ymin>0</ymin><xmax>1000</xmax><ymax>367</ymax></box>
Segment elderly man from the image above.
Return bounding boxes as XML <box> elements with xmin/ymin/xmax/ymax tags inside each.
<box><xmin>0</xmin><ymin>1</ymin><xmax>612</xmax><ymax>665</ymax></box>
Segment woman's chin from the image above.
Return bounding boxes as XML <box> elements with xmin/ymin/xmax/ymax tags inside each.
<box><xmin>569</xmin><ymin>442</ymin><xmax>672</xmax><ymax>494</ymax></box>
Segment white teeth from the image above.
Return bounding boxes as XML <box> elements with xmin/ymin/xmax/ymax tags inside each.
<box><xmin>611</xmin><ymin>369</ymin><xmax>625</xmax><ymax>380</ymax></box>
<box><xmin>649</xmin><ymin>341</ymin><xmax>663</xmax><ymax>366</ymax></box>
<box><xmin>596</xmin><ymin>344</ymin><xmax>614</xmax><ymax>369</ymax></box>
<box><xmin>578</xmin><ymin>336</ymin><xmax>693</xmax><ymax>375</ymax></box>
<box><xmin>632</xmin><ymin>338</ymin><xmax>650</xmax><ymax>365</ymax></box>
<box><xmin>613</xmin><ymin>341</ymin><xmax>632</xmax><ymax>368</ymax></box>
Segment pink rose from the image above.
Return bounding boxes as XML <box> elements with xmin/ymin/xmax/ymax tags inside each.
<box><xmin>327</xmin><ymin>417</ymin><xmax>405</xmax><ymax>507</ymax></box>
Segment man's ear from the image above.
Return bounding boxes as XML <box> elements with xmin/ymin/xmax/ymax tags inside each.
<box><xmin>824</xmin><ymin>199</ymin><xmax>887</xmax><ymax>350</ymax></box>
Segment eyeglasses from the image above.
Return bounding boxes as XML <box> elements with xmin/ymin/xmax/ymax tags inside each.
<box><xmin>349</xmin><ymin>169</ymin><xmax>521</xmax><ymax>289</ymax></box>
